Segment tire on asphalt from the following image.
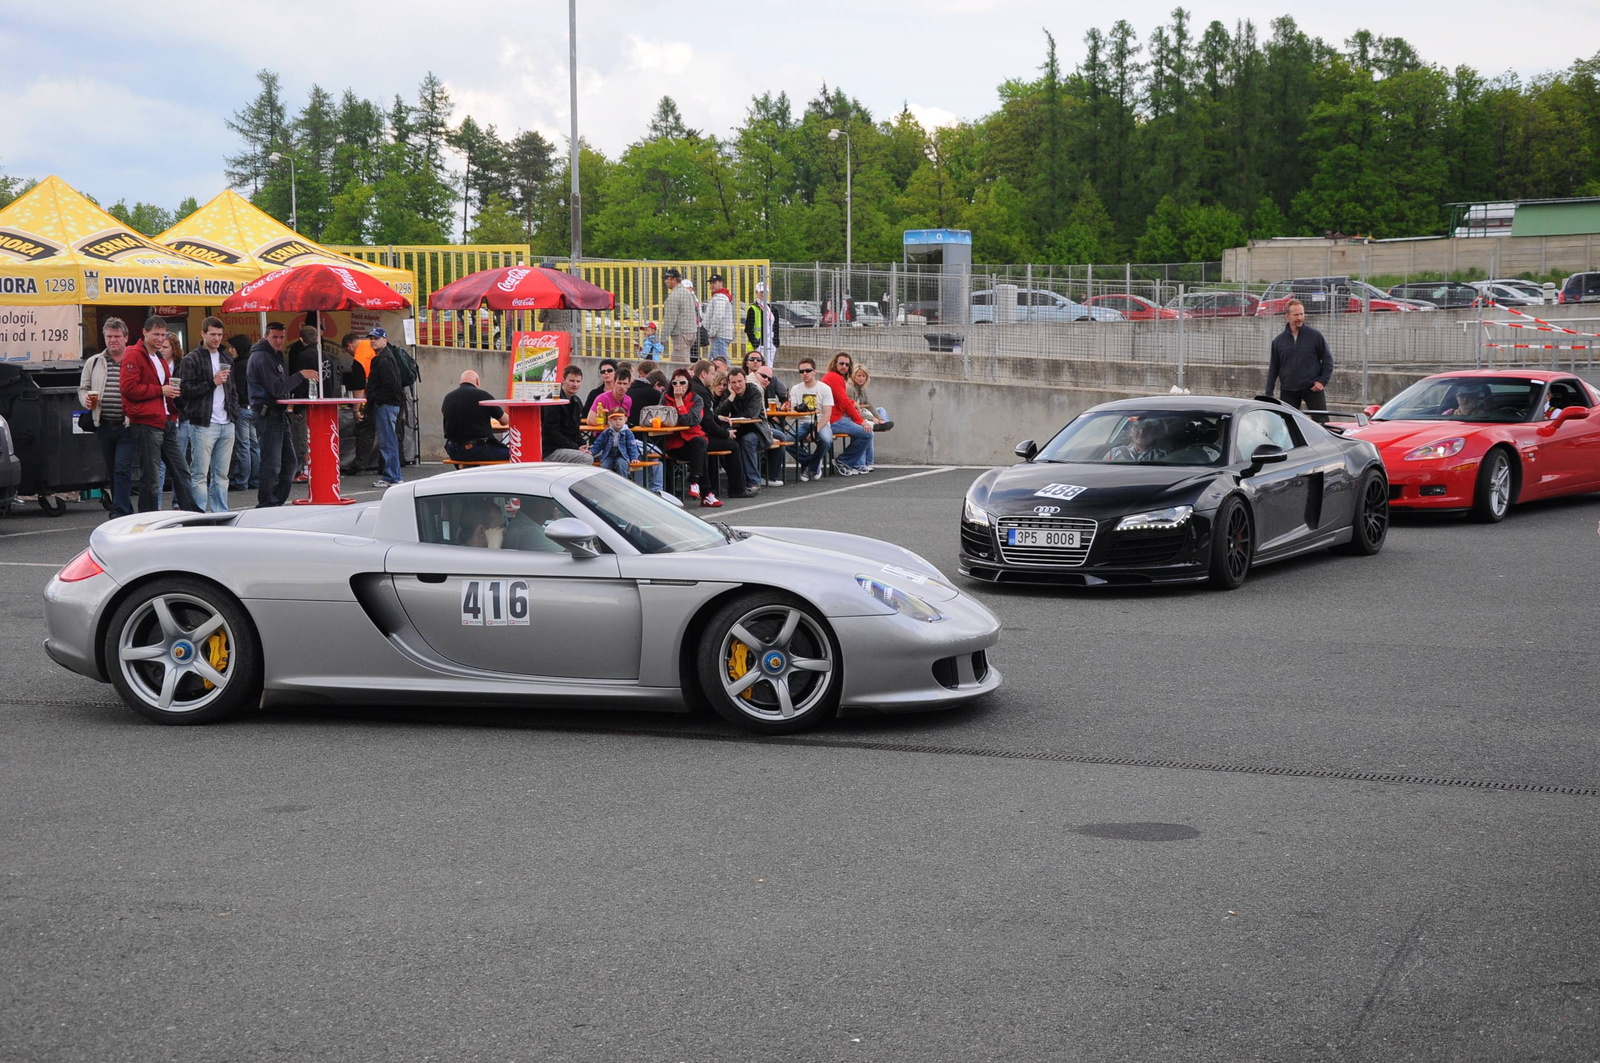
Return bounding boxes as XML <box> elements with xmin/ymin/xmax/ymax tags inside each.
<box><xmin>1338</xmin><ymin>468</ymin><xmax>1389</xmax><ymax>556</ymax></box>
<box><xmin>1470</xmin><ymin>446</ymin><xmax>1515</xmax><ymax>524</ymax></box>
<box><xmin>103</xmin><ymin>577</ymin><xmax>261</xmax><ymax>725</ymax></box>
<box><xmin>1208</xmin><ymin>495</ymin><xmax>1253</xmax><ymax>590</ymax></box>
<box><xmin>696</xmin><ymin>590</ymin><xmax>841</xmax><ymax>735</ymax></box>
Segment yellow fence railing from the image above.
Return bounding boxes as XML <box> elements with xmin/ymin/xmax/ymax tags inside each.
<box><xmin>330</xmin><ymin>245</ymin><xmax>771</xmax><ymax>359</ymax></box>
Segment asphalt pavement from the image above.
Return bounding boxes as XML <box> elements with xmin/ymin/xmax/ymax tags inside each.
<box><xmin>2</xmin><ymin>465</ymin><xmax>1598</xmax><ymax>1062</ymax></box>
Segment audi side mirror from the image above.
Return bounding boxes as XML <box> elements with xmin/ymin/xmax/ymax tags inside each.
<box><xmin>1014</xmin><ymin>439</ymin><xmax>1038</xmax><ymax>462</ymax></box>
<box><xmin>1244</xmin><ymin>444</ymin><xmax>1289</xmax><ymax>476</ymax></box>
<box><xmin>545</xmin><ymin>518</ymin><xmax>603</xmax><ymax>559</ymax></box>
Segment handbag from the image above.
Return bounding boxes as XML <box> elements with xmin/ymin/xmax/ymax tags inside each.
<box><xmin>637</xmin><ymin>404</ymin><xmax>678</xmax><ymax>426</ymax></box>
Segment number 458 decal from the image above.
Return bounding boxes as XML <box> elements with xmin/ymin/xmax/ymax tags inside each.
<box><xmin>460</xmin><ymin>579</ymin><xmax>531</xmax><ymax>626</ymax></box>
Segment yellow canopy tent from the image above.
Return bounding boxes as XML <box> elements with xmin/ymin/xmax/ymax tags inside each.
<box><xmin>157</xmin><ymin>191</ymin><xmax>415</xmax><ymax>298</ymax></box>
<box><xmin>0</xmin><ymin>176</ymin><xmax>259</xmax><ymax>307</ymax></box>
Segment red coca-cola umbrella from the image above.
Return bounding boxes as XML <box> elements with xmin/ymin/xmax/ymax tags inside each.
<box><xmin>221</xmin><ymin>264</ymin><xmax>411</xmax><ymax>313</ymax></box>
<box><xmin>429</xmin><ymin>265</ymin><xmax>614</xmax><ymax>311</ymax></box>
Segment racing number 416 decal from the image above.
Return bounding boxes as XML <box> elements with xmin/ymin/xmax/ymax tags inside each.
<box><xmin>460</xmin><ymin>579</ymin><xmax>531</xmax><ymax>626</ymax></box>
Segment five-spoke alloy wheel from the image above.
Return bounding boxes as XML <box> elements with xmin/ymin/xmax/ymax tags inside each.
<box><xmin>103</xmin><ymin>578</ymin><xmax>260</xmax><ymax>724</ymax></box>
<box><xmin>698</xmin><ymin>592</ymin><xmax>840</xmax><ymax>733</ymax></box>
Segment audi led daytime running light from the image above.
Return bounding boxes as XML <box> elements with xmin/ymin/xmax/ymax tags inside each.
<box><xmin>962</xmin><ymin>498</ymin><xmax>991</xmax><ymax>526</ymax></box>
<box><xmin>1404</xmin><ymin>437</ymin><xmax>1466</xmax><ymax>461</ymax></box>
<box><xmin>1116</xmin><ymin>505</ymin><xmax>1193</xmax><ymax>531</ymax></box>
<box><xmin>856</xmin><ymin>576</ymin><xmax>943</xmax><ymax>623</ymax></box>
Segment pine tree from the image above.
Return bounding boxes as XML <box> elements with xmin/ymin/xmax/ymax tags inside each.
<box><xmin>224</xmin><ymin>70</ymin><xmax>289</xmax><ymax>193</ymax></box>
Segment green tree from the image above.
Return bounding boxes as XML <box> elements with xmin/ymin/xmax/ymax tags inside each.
<box><xmin>107</xmin><ymin>200</ymin><xmax>175</xmax><ymax>235</ymax></box>
<box><xmin>224</xmin><ymin>70</ymin><xmax>290</xmax><ymax>193</ymax></box>
<box><xmin>468</xmin><ymin>192</ymin><xmax>526</xmax><ymax>243</ymax></box>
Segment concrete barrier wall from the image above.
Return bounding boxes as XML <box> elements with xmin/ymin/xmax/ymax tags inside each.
<box><xmin>1223</xmin><ymin>235</ymin><xmax>1600</xmax><ymax>284</ymax></box>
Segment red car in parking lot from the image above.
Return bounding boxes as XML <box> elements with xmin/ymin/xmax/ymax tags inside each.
<box><xmin>1085</xmin><ymin>294</ymin><xmax>1181</xmax><ymax>320</ymax></box>
<box><xmin>1343</xmin><ymin>370</ymin><xmax>1600</xmax><ymax>522</ymax></box>
<box><xmin>1255</xmin><ymin>277</ymin><xmax>1423</xmax><ymax>315</ymax></box>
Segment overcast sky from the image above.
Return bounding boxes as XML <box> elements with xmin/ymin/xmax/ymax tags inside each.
<box><xmin>2</xmin><ymin>0</ymin><xmax>1593</xmax><ymax>224</ymax></box>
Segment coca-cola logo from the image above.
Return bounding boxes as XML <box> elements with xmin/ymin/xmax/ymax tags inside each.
<box><xmin>332</xmin><ymin>267</ymin><xmax>364</xmax><ymax>294</ymax></box>
<box><xmin>496</xmin><ymin>268</ymin><xmax>532</xmax><ymax>293</ymax></box>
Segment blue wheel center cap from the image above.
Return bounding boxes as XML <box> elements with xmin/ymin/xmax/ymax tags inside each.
<box><xmin>171</xmin><ymin>639</ymin><xmax>195</xmax><ymax>663</ymax></box>
<box><xmin>762</xmin><ymin>651</ymin><xmax>786</xmax><ymax>674</ymax></box>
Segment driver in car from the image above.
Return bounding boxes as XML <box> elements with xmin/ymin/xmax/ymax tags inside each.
<box><xmin>1107</xmin><ymin>416</ymin><xmax>1171</xmax><ymax>463</ymax></box>
<box><xmin>463</xmin><ymin>498</ymin><xmax>507</xmax><ymax>550</ymax></box>
<box><xmin>1449</xmin><ymin>383</ymin><xmax>1493</xmax><ymax>420</ymax></box>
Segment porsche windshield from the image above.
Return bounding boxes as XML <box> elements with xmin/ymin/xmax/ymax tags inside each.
<box><xmin>570</xmin><ymin>473</ymin><xmax>727</xmax><ymax>554</ymax></box>
<box><xmin>1037</xmin><ymin>410</ymin><xmax>1230</xmax><ymax>466</ymax></box>
<box><xmin>1375</xmin><ymin>377</ymin><xmax>1542</xmax><ymax>423</ymax></box>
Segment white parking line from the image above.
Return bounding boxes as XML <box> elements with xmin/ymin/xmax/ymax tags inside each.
<box><xmin>0</xmin><ymin>526</ymin><xmax>96</xmax><ymax>540</ymax></box>
<box><xmin>0</xmin><ymin>561</ymin><xmax>66</xmax><ymax>567</ymax></box>
<box><xmin>730</xmin><ymin>466</ymin><xmax>981</xmax><ymax>513</ymax></box>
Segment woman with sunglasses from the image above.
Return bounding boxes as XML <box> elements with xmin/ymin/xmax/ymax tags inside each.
<box><xmin>661</xmin><ymin>368</ymin><xmax>719</xmax><ymax>507</ymax></box>
<box><xmin>822</xmin><ymin>350</ymin><xmax>873</xmax><ymax>474</ymax></box>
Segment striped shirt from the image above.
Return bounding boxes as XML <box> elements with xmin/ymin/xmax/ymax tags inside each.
<box><xmin>100</xmin><ymin>357</ymin><xmax>124</xmax><ymax>426</ymax></box>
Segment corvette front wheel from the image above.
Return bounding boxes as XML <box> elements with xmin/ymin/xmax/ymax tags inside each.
<box><xmin>1470</xmin><ymin>448</ymin><xmax>1513</xmax><ymax>523</ymax></box>
<box><xmin>698</xmin><ymin>592</ymin><xmax>840</xmax><ymax>734</ymax></box>
<box><xmin>103</xmin><ymin>578</ymin><xmax>261</xmax><ymax>724</ymax></box>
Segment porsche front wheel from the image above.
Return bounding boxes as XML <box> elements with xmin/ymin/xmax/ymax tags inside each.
<box><xmin>697</xmin><ymin>592</ymin><xmax>841</xmax><ymax>734</ymax></box>
<box><xmin>103</xmin><ymin>578</ymin><xmax>261</xmax><ymax>724</ymax></box>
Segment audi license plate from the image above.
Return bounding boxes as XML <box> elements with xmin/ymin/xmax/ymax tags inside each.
<box><xmin>1008</xmin><ymin>528</ymin><xmax>1080</xmax><ymax>549</ymax></box>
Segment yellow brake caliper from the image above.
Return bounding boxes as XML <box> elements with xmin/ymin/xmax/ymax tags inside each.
<box><xmin>726</xmin><ymin>640</ymin><xmax>754</xmax><ymax>701</ymax></box>
<box><xmin>202</xmin><ymin>632</ymin><xmax>229</xmax><ymax>690</ymax></box>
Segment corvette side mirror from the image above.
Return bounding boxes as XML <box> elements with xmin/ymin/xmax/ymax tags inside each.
<box><xmin>1555</xmin><ymin>405</ymin><xmax>1589</xmax><ymax>422</ymax></box>
<box><xmin>1364</xmin><ymin>405</ymin><xmax>1381</xmax><ymax>417</ymax></box>
<box><xmin>1244</xmin><ymin>444</ymin><xmax>1289</xmax><ymax>475</ymax></box>
<box><xmin>545</xmin><ymin>518</ymin><xmax>603</xmax><ymax>559</ymax></box>
<box><xmin>1014</xmin><ymin>439</ymin><xmax>1038</xmax><ymax>462</ymax></box>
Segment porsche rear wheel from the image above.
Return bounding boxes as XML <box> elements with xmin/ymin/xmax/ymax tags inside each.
<box><xmin>1470</xmin><ymin>448</ymin><xmax>1514</xmax><ymax>523</ymax></box>
<box><xmin>103</xmin><ymin>578</ymin><xmax>261</xmax><ymax>724</ymax></box>
<box><xmin>1339</xmin><ymin>469</ymin><xmax>1389</xmax><ymax>555</ymax></box>
<box><xmin>697</xmin><ymin>592</ymin><xmax>840</xmax><ymax>734</ymax></box>
<box><xmin>1208</xmin><ymin>497</ymin><xmax>1252</xmax><ymax>590</ymax></box>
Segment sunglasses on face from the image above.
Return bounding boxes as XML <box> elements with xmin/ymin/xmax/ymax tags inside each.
<box><xmin>601</xmin><ymin>368</ymin><xmax>615</xmax><ymax>374</ymax></box>
<box><xmin>800</xmin><ymin>367</ymin><xmax>815</xmax><ymax>373</ymax></box>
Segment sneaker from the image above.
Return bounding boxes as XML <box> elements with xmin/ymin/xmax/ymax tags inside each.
<box><xmin>688</xmin><ymin>483</ymin><xmax>701</xmax><ymax>500</ymax></box>
<box><xmin>294</xmin><ymin>471</ymin><xmax>310</xmax><ymax>484</ymax></box>
<box><xmin>372</xmin><ymin>479</ymin><xmax>394</xmax><ymax>488</ymax></box>
<box><xmin>765</xmin><ymin>478</ymin><xmax>782</xmax><ymax>487</ymax></box>
<box><xmin>700</xmin><ymin>493</ymin><xmax>723</xmax><ymax>508</ymax></box>
<box><xmin>798</xmin><ymin>469</ymin><xmax>811</xmax><ymax>483</ymax></box>
<box><xmin>657</xmin><ymin>489</ymin><xmax>685</xmax><ymax>508</ymax></box>
<box><xmin>835</xmin><ymin>464</ymin><xmax>857</xmax><ymax>476</ymax></box>
<box><xmin>738</xmin><ymin>488</ymin><xmax>761</xmax><ymax>498</ymax></box>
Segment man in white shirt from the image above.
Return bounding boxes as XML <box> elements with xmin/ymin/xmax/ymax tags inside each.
<box><xmin>787</xmin><ymin>356</ymin><xmax>834</xmax><ymax>481</ymax></box>
<box><xmin>176</xmin><ymin>317</ymin><xmax>240</xmax><ymax>512</ymax></box>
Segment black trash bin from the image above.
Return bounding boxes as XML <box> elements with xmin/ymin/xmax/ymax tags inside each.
<box><xmin>924</xmin><ymin>332</ymin><xmax>965</xmax><ymax>353</ymax></box>
<box><xmin>0</xmin><ymin>363</ymin><xmax>107</xmax><ymax>516</ymax></box>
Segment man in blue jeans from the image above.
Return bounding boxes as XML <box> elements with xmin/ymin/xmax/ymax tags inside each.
<box><xmin>365</xmin><ymin>327</ymin><xmax>405</xmax><ymax>487</ymax></box>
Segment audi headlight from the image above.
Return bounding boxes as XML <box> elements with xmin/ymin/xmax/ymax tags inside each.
<box><xmin>856</xmin><ymin>576</ymin><xmax>943</xmax><ymax>623</ymax></box>
<box><xmin>1116</xmin><ymin>505</ymin><xmax>1193</xmax><ymax>531</ymax></box>
<box><xmin>1404</xmin><ymin>438</ymin><xmax>1465</xmax><ymax>460</ymax></box>
<box><xmin>962</xmin><ymin>497</ymin><xmax>991</xmax><ymax>526</ymax></box>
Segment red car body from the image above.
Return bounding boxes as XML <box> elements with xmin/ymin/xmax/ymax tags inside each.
<box><xmin>1086</xmin><ymin>294</ymin><xmax>1180</xmax><ymax>320</ymax></box>
<box><xmin>1343</xmin><ymin>370</ymin><xmax>1600</xmax><ymax>516</ymax></box>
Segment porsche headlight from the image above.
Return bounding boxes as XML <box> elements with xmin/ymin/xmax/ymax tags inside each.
<box><xmin>856</xmin><ymin>576</ymin><xmax>943</xmax><ymax>623</ymax></box>
<box><xmin>1116</xmin><ymin>505</ymin><xmax>1193</xmax><ymax>531</ymax></box>
<box><xmin>962</xmin><ymin>497</ymin><xmax>991</xmax><ymax>526</ymax></box>
<box><xmin>1404</xmin><ymin>438</ymin><xmax>1465</xmax><ymax>460</ymax></box>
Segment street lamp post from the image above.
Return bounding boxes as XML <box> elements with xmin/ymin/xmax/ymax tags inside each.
<box><xmin>568</xmin><ymin>0</ymin><xmax>582</xmax><ymax>266</ymax></box>
<box><xmin>268</xmin><ymin>151</ymin><xmax>297</xmax><ymax>232</ymax></box>
<box><xmin>828</xmin><ymin>128</ymin><xmax>851</xmax><ymax>314</ymax></box>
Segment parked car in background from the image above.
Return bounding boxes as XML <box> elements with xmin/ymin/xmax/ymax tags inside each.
<box><xmin>852</xmin><ymin>302</ymin><xmax>886</xmax><ymax>327</ymax></box>
<box><xmin>1386</xmin><ymin>280</ymin><xmax>1483</xmax><ymax>309</ymax></box>
<box><xmin>1256</xmin><ymin>277</ymin><xmax>1423</xmax><ymax>315</ymax></box>
<box><xmin>971</xmin><ymin>288</ymin><xmax>1124</xmax><ymax>323</ymax></box>
<box><xmin>895</xmin><ymin>307</ymin><xmax>928</xmax><ymax>325</ymax></box>
<box><xmin>417</xmin><ymin>308</ymin><xmax>501</xmax><ymax>347</ymax></box>
<box><xmin>1472</xmin><ymin>279</ymin><xmax>1547</xmax><ymax>306</ymax></box>
<box><xmin>774</xmin><ymin>300</ymin><xmax>823</xmax><ymax>327</ymax></box>
<box><xmin>1166</xmin><ymin>291</ymin><xmax>1261</xmax><ymax>318</ymax></box>
<box><xmin>1086</xmin><ymin>293</ymin><xmax>1180</xmax><ymax>320</ymax></box>
<box><xmin>1558</xmin><ymin>272</ymin><xmax>1600</xmax><ymax>304</ymax></box>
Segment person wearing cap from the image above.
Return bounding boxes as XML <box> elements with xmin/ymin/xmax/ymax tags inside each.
<box><xmin>660</xmin><ymin>268</ymin><xmax>698</xmax><ymax>359</ymax></box>
<box><xmin>590</xmin><ymin>407</ymin><xmax>641</xmax><ymax>480</ymax></box>
<box><xmin>744</xmin><ymin>281</ymin><xmax>780</xmax><ymax>360</ymax></box>
<box><xmin>703</xmin><ymin>272</ymin><xmax>736</xmax><ymax>362</ymax></box>
<box><xmin>364</xmin><ymin>327</ymin><xmax>405</xmax><ymax>488</ymax></box>
<box><xmin>638</xmin><ymin>321</ymin><xmax>664</xmax><ymax>360</ymax></box>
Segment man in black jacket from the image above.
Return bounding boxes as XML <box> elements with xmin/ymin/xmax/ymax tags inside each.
<box><xmin>715</xmin><ymin>367</ymin><xmax>767</xmax><ymax>494</ymax></box>
<box><xmin>442</xmin><ymin>370</ymin><xmax>509</xmax><ymax>463</ymax></box>
<box><xmin>1265</xmin><ymin>299</ymin><xmax>1333</xmax><ymax>422</ymax></box>
<box><xmin>365</xmin><ymin>327</ymin><xmax>405</xmax><ymax>487</ymax></box>
<box><xmin>541</xmin><ymin>364</ymin><xmax>593</xmax><ymax>464</ymax></box>
<box><xmin>176</xmin><ymin>316</ymin><xmax>240</xmax><ymax>512</ymax></box>
<box><xmin>246</xmin><ymin>322</ymin><xmax>318</xmax><ymax>508</ymax></box>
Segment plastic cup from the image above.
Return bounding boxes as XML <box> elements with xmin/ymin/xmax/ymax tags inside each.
<box><xmin>652</xmin><ymin>416</ymin><xmax>662</xmax><ymax>428</ymax></box>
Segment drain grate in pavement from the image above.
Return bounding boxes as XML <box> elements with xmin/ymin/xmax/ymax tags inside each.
<box><xmin>15</xmin><ymin>697</ymin><xmax>1598</xmax><ymax>797</ymax></box>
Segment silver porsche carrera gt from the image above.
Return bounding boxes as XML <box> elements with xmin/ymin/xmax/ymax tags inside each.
<box><xmin>44</xmin><ymin>465</ymin><xmax>1001</xmax><ymax>733</ymax></box>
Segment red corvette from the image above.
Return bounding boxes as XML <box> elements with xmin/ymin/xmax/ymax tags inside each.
<box><xmin>1343</xmin><ymin>370</ymin><xmax>1600</xmax><ymax>522</ymax></box>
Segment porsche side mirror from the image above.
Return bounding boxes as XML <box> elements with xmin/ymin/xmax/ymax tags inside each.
<box><xmin>1364</xmin><ymin>405</ymin><xmax>1381</xmax><ymax>417</ymax></box>
<box><xmin>545</xmin><ymin>517</ymin><xmax>603</xmax><ymax>559</ymax></box>
<box><xmin>1014</xmin><ymin>439</ymin><xmax>1038</xmax><ymax>462</ymax></box>
<box><xmin>1244</xmin><ymin>444</ymin><xmax>1289</xmax><ymax>475</ymax></box>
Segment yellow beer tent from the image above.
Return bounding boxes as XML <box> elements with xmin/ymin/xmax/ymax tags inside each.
<box><xmin>157</xmin><ymin>191</ymin><xmax>415</xmax><ymax>298</ymax></box>
<box><xmin>0</xmin><ymin>176</ymin><xmax>259</xmax><ymax>306</ymax></box>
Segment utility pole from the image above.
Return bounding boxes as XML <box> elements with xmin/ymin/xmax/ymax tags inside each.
<box><xmin>568</xmin><ymin>0</ymin><xmax>582</xmax><ymax>265</ymax></box>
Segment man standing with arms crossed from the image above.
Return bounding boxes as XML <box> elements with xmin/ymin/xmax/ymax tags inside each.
<box><xmin>176</xmin><ymin>317</ymin><xmax>239</xmax><ymax>512</ymax></box>
<box><xmin>365</xmin><ymin>327</ymin><xmax>405</xmax><ymax>488</ymax></box>
<box><xmin>247</xmin><ymin>321</ymin><xmax>318</xmax><ymax>507</ymax></box>
<box><xmin>1265</xmin><ymin>298</ymin><xmax>1333</xmax><ymax>423</ymax></box>
<box><xmin>660</xmin><ymin>268</ymin><xmax>698</xmax><ymax>360</ymax></box>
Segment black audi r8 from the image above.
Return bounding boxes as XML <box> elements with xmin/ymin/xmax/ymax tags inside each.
<box><xmin>959</xmin><ymin>396</ymin><xmax>1389</xmax><ymax>589</ymax></box>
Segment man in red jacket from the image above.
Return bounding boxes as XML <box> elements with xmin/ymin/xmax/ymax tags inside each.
<box><xmin>120</xmin><ymin>316</ymin><xmax>199</xmax><ymax>513</ymax></box>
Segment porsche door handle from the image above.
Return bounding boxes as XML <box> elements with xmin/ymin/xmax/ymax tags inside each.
<box><xmin>417</xmin><ymin>573</ymin><xmax>448</xmax><ymax>584</ymax></box>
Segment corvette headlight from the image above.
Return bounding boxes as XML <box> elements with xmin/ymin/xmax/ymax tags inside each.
<box><xmin>856</xmin><ymin>576</ymin><xmax>943</xmax><ymax>623</ymax></box>
<box><xmin>962</xmin><ymin>497</ymin><xmax>991</xmax><ymax>526</ymax></box>
<box><xmin>1404</xmin><ymin>438</ymin><xmax>1465</xmax><ymax>460</ymax></box>
<box><xmin>1116</xmin><ymin>505</ymin><xmax>1193</xmax><ymax>531</ymax></box>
